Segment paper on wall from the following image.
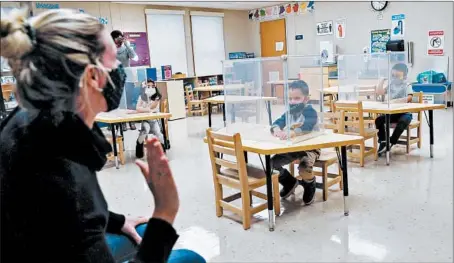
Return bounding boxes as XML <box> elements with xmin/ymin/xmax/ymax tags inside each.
<box><xmin>275</xmin><ymin>41</ymin><xmax>284</xmax><ymax>51</ymax></box>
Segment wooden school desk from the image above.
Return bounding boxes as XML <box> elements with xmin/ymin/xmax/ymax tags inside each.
<box><xmin>204</xmin><ymin>129</ymin><xmax>363</xmax><ymax>231</ymax></box>
<box><xmin>358</xmin><ymin>101</ymin><xmax>445</xmax><ymax>165</ymax></box>
<box><xmin>95</xmin><ymin>110</ymin><xmax>172</xmax><ymax>168</ymax></box>
<box><xmin>203</xmin><ymin>95</ymin><xmax>277</xmax><ymax>128</ymax></box>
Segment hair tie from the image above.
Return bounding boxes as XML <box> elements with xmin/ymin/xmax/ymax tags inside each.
<box><xmin>23</xmin><ymin>23</ymin><xmax>37</xmax><ymax>45</ymax></box>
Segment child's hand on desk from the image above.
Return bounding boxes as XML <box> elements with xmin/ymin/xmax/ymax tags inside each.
<box><xmin>273</xmin><ymin>130</ymin><xmax>296</xmax><ymax>140</ymax></box>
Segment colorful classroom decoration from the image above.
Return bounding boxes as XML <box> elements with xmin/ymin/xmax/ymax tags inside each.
<box><xmin>98</xmin><ymin>17</ymin><xmax>108</xmax><ymax>25</ymax></box>
<box><xmin>335</xmin><ymin>18</ymin><xmax>346</xmax><ymax>39</ymax></box>
<box><xmin>427</xmin><ymin>30</ymin><xmax>444</xmax><ymax>56</ymax></box>
<box><xmin>391</xmin><ymin>14</ymin><xmax>405</xmax><ymax>39</ymax></box>
<box><xmin>370</xmin><ymin>29</ymin><xmax>391</xmax><ymax>53</ymax></box>
<box><xmin>248</xmin><ymin>1</ymin><xmax>314</xmax><ymax>21</ymax></box>
<box><xmin>123</xmin><ymin>32</ymin><xmax>150</xmax><ymax>67</ymax></box>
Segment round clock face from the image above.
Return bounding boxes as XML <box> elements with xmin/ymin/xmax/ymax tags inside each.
<box><xmin>371</xmin><ymin>1</ymin><xmax>388</xmax><ymax>11</ymax></box>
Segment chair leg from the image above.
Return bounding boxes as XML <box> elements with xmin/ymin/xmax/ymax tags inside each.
<box><xmin>117</xmin><ymin>138</ymin><xmax>125</xmax><ymax>165</ymax></box>
<box><xmin>338</xmin><ymin>164</ymin><xmax>343</xmax><ymax>190</ymax></box>
<box><xmin>373</xmin><ymin>135</ymin><xmax>378</xmax><ymax>161</ymax></box>
<box><xmin>214</xmin><ymin>183</ymin><xmax>223</xmax><ymax>217</ymax></box>
<box><xmin>359</xmin><ymin>142</ymin><xmax>365</xmax><ymax>167</ymax></box>
<box><xmin>322</xmin><ymin>166</ymin><xmax>328</xmax><ymax>202</ymax></box>
<box><xmin>272</xmin><ymin>176</ymin><xmax>281</xmax><ymax>216</ymax></box>
<box><xmin>417</xmin><ymin>125</ymin><xmax>422</xmax><ymax>149</ymax></box>
<box><xmin>241</xmin><ymin>188</ymin><xmax>251</xmax><ymax>230</ymax></box>
<box><xmin>406</xmin><ymin>127</ymin><xmax>411</xmax><ymax>154</ymax></box>
<box><xmin>289</xmin><ymin>163</ymin><xmax>295</xmax><ymax>177</ymax></box>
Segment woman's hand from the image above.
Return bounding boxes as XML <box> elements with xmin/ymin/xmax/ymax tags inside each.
<box><xmin>135</xmin><ymin>138</ymin><xmax>179</xmax><ymax>225</ymax></box>
<box><xmin>121</xmin><ymin>216</ymin><xmax>149</xmax><ymax>244</ymax></box>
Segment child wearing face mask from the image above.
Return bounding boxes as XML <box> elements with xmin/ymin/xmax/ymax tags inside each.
<box><xmin>135</xmin><ymin>79</ymin><xmax>165</xmax><ymax>158</ymax></box>
<box><xmin>375</xmin><ymin>63</ymin><xmax>413</xmax><ymax>155</ymax></box>
<box><xmin>270</xmin><ymin>80</ymin><xmax>320</xmax><ymax>205</ymax></box>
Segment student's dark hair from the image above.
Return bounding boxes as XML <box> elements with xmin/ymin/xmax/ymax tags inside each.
<box><xmin>110</xmin><ymin>30</ymin><xmax>123</xmax><ymax>40</ymax></box>
<box><xmin>289</xmin><ymin>80</ymin><xmax>309</xmax><ymax>96</ymax></box>
<box><xmin>147</xmin><ymin>78</ymin><xmax>155</xmax><ymax>84</ymax></box>
<box><xmin>1</xmin><ymin>9</ymin><xmax>105</xmax><ymax>111</ymax></box>
<box><xmin>392</xmin><ymin>63</ymin><xmax>408</xmax><ymax>78</ymax></box>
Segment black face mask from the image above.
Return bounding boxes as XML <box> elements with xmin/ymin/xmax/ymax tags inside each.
<box><xmin>289</xmin><ymin>103</ymin><xmax>306</xmax><ymax>115</ymax></box>
<box><xmin>102</xmin><ymin>65</ymin><xmax>127</xmax><ymax>112</ymax></box>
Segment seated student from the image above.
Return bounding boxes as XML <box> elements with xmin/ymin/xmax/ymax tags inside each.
<box><xmin>135</xmin><ymin>79</ymin><xmax>165</xmax><ymax>158</ymax></box>
<box><xmin>270</xmin><ymin>80</ymin><xmax>320</xmax><ymax>204</ymax></box>
<box><xmin>375</xmin><ymin>63</ymin><xmax>413</xmax><ymax>155</ymax></box>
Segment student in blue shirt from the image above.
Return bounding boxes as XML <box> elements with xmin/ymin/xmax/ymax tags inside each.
<box><xmin>270</xmin><ymin>80</ymin><xmax>320</xmax><ymax>205</ymax></box>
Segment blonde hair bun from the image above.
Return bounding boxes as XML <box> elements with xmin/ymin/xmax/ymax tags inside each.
<box><xmin>0</xmin><ymin>8</ymin><xmax>33</xmax><ymax>60</ymax></box>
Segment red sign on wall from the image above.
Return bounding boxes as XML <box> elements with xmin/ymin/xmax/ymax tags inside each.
<box><xmin>427</xmin><ymin>30</ymin><xmax>444</xmax><ymax>56</ymax></box>
<box><xmin>123</xmin><ymin>32</ymin><xmax>150</xmax><ymax>67</ymax></box>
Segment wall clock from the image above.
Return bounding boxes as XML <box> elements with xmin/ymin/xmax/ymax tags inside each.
<box><xmin>371</xmin><ymin>1</ymin><xmax>388</xmax><ymax>12</ymax></box>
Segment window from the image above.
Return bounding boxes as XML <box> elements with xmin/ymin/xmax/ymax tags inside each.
<box><xmin>190</xmin><ymin>12</ymin><xmax>225</xmax><ymax>76</ymax></box>
<box><xmin>145</xmin><ymin>9</ymin><xmax>188</xmax><ymax>75</ymax></box>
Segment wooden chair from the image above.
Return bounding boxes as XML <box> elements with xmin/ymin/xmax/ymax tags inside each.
<box><xmin>160</xmin><ymin>99</ymin><xmax>169</xmax><ymax>142</ymax></box>
<box><xmin>106</xmin><ymin>135</ymin><xmax>125</xmax><ymax>165</ymax></box>
<box><xmin>394</xmin><ymin>92</ymin><xmax>423</xmax><ymax>153</ymax></box>
<box><xmin>206</xmin><ymin>128</ymin><xmax>280</xmax><ymax>230</ymax></box>
<box><xmin>335</xmin><ymin>101</ymin><xmax>378</xmax><ymax>167</ymax></box>
<box><xmin>185</xmin><ymin>86</ymin><xmax>207</xmax><ymax>116</ymax></box>
<box><xmin>289</xmin><ymin>150</ymin><xmax>343</xmax><ymax>201</ymax></box>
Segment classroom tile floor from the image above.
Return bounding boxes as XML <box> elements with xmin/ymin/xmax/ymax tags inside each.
<box><xmin>98</xmin><ymin>108</ymin><xmax>453</xmax><ymax>262</ymax></box>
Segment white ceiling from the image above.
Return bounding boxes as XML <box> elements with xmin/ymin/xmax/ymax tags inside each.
<box><xmin>116</xmin><ymin>1</ymin><xmax>285</xmax><ymax>10</ymax></box>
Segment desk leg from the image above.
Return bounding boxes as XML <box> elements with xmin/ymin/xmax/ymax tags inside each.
<box><xmin>111</xmin><ymin>124</ymin><xmax>119</xmax><ymax>169</ymax></box>
<box><xmin>230</xmin><ymin>104</ymin><xmax>236</xmax><ymax>124</ymax></box>
<box><xmin>119</xmin><ymin>123</ymin><xmax>125</xmax><ymax>150</ymax></box>
<box><xmin>265</xmin><ymin>155</ymin><xmax>275</xmax><ymax>231</ymax></box>
<box><xmin>161</xmin><ymin>118</ymin><xmax>168</xmax><ymax>153</ymax></box>
<box><xmin>385</xmin><ymin>114</ymin><xmax>391</xmax><ymax>165</ymax></box>
<box><xmin>341</xmin><ymin>146</ymin><xmax>349</xmax><ymax>216</ymax></box>
<box><xmin>222</xmin><ymin>103</ymin><xmax>226</xmax><ymax>127</ymax></box>
<box><xmin>429</xmin><ymin>110</ymin><xmax>434</xmax><ymax>158</ymax></box>
<box><xmin>244</xmin><ymin>151</ymin><xmax>248</xmax><ymax>163</ymax></box>
<box><xmin>267</xmin><ymin>101</ymin><xmax>272</xmax><ymax>126</ymax></box>
<box><xmin>208</xmin><ymin>102</ymin><xmax>212</xmax><ymax>128</ymax></box>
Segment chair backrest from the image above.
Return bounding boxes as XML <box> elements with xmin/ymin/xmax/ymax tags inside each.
<box><xmin>185</xmin><ymin>86</ymin><xmax>195</xmax><ymax>102</ymax></box>
<box><xmin>206</xmin><ymin>129</ymin><xmax>248</xmax><ymax>186</ymax></box>
<box><xmin>335</xmin><ymin>101</ymin><xmax>366</xmax><ymax>136</ymax></box>
<box><xmin>412</xmin><ymin>92</ymin><xmax>423</xmax><ymax>121</ymax></box>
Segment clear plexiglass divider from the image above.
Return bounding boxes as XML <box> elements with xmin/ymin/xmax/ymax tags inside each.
<box><xmin>119</xmin><ymin>67</ymin><xmax>149</xmax><ymax>110</ymax></box>
<box><xmin>337</xmin><ymin>52</ymin><xmax>410</xmax><ymax>109</ymax></box>
<box><xmin>222</xmin><ymin>55</ymin><xmax>325</xmax><ymax>145</ymax></box>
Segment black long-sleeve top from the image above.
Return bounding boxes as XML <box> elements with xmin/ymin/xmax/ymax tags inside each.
<box><xmin>0</xmin><ymin>108</ymin><xmax>178</xmax><ymax>262</ymax></box>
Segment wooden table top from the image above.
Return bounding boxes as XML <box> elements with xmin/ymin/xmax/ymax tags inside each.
<box><xmin>350</xmin><ymin>101</ymin><xmax>445</xmax><ymax>114</ymax></box>
<box><xmin>203</xmin><ymin>95</ymin><xmax>277</xmax><ymax>104</ymax></box>
<box><xmin>96</xmin><ymin>109</ymin><xmax>172</xmax><ymax>124</ymax></box>
<box><xmin>323</xmin><ymin>85</ymin><xmax>377</xmax><ymax>95</ymax></box>
<box><xmin>194</xmin><ymin>84</ymin><xmax>244</xmax><ymax>92</ymax></box>
<box><xmin>204</xmin><ymin>128</ymin><xmax>363</xmax><ymax>155</ymax></box>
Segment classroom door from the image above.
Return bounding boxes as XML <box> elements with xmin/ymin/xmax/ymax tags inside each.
<box><xmin>260</xmin><ymin>19</ymin><xmax>287</xmax><ymax>57</ymax></box>
<box><xmin>260</xmin><ymin>19</ymin><xmax>287</xmax><ymax>98</ymax></box>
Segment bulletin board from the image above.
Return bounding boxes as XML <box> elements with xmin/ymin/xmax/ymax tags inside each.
<box><xmin>123</xmin><ymin>32</ymin><xmax>150</xmax><ymax>67</ymax></box>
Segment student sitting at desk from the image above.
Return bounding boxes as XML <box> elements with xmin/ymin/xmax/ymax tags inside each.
<box><xmin>270</xmin><ymin>80</ymin><xmax>320</xmax><ymax>205</ymax></box>
<box><xmin>375</xmin><ymin>63</ymin><xmax>413</xmax><ymax>155</ymax></box>
<box><xmin>135</xmin><ymin>79</ymin><xmax>165</xmax><ymax>158</ymax></box>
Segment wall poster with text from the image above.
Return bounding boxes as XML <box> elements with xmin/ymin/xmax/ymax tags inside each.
<box><xmin>371</xmin><ymin>29</ymin><xmax>391</xmax><ymax>53</ymax></box>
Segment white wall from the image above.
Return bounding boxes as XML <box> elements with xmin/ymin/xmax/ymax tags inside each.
<box><xmin>250</xmin><ymin>1</ymin><xmax>454</xmax><ymax>81</ymax></box>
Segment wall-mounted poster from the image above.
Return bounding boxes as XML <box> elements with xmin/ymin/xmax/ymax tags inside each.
<box><xmin>335</xmin><ymin>18</ymin><xmax>346</xmax><ymax>39</ymax></box>
<box><xmin>123</xmin><ymin>32</ymin><xmax>150</xmax><ymax>67</ymax></box>
<box><xmin>391</xmin><ymin>14</ymin><xmax>405</xmax><ymax>39</ymax></box>
<box><xmin>427</xmin><ymin>30</ymin><xmax>444</xmax><ymax>56</ymax></box>
<box><xmin>371</xmin><ymin>29</ymin><xmax>391</xmax><ymax>53</ymax></box>
<box><xmin>316</xmin><ymin>20</ymin><xmax>333</xmax><ymax>36</ymax></box>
